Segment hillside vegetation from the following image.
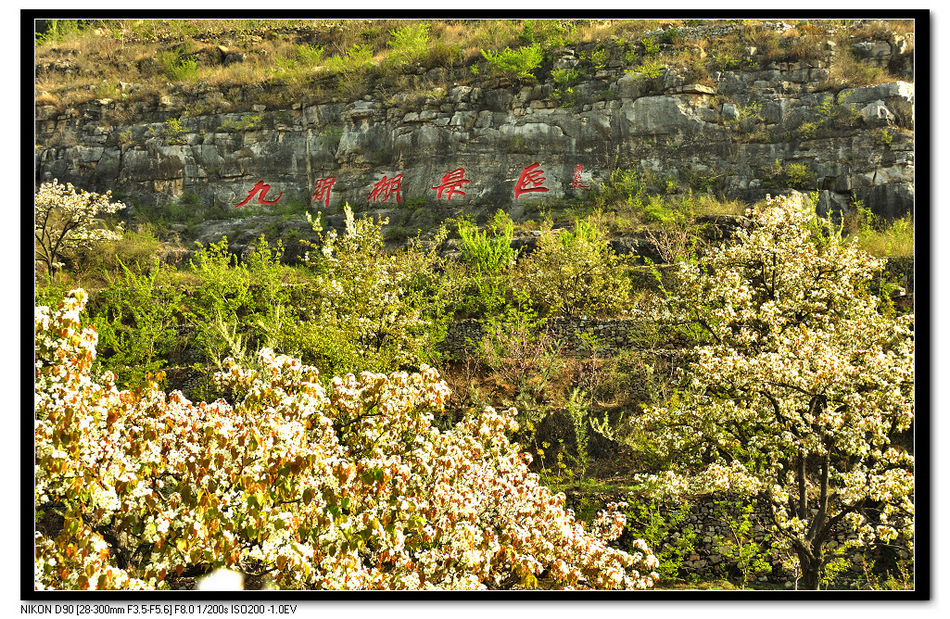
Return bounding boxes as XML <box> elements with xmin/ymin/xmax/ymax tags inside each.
<box><xmin>36</xmin><ymin>18</ymin><xmax>913</xmax><ymax>113</ymax></box>
<box><xmin>33</xmin><ymin>18</ymin><xmax>917</xmax><ymax>592</ymax></box>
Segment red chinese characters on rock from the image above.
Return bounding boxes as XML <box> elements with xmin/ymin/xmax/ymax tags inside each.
<box><xmin>571</xmin><ymin>164</ymin><xmax>590</xmax><ymax>189</ymax></box>
<box><xmin>431</xmin><ymin>168</ymin><xmax>471</xmax><ymax>201</ymax></box>
<box><xmin>234</xmin><ymin>181</ymin><xmax>283</xmax><ymax>208</ymax></box>
<box><xmin>367</xmin><ymin>174</ymin><xmax>404</xmax><ymax>205</ymax></box>
<box><xmin>514</xmin><ymin>163</ymin><xmax>549</xmax><ymax>199</ymax></box>
<box><xmin>312</xmin><ymin>176</ymin><xmax>337</xmax><ymax>208</ymax></box>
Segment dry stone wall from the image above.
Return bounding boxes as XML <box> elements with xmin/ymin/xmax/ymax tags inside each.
<box><xmin>35</xmin><ymin>22</ymin><xmax>915</xmax><ymax>229</ymax></box>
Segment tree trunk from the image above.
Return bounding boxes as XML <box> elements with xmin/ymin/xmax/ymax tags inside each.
<box><xmin>797</xmin><ymin>544</ymin><xmax>824</xmax><ymax>589</ymax></box>
<box><xmin>800</xmin><ymin>560</ymin><xmax>822</xmax><ymax>590</ymax></box>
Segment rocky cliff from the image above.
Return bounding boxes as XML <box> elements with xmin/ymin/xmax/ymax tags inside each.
<box><xmin>35</xmin><ymin>20</ymin><xmax>915</xmax><ymax>237</ymax></box>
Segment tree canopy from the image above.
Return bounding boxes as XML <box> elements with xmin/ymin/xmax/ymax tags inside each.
<box><xmin>626</xmin><ymin>195</ymin><xmax>914</xmax><ymax>589</ymax></box>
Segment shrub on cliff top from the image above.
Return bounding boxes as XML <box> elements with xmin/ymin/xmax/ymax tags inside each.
<box><xmin>480</xmin><ymin>42</ymin><xmax>543</xmax><ymax>80</ymax></box>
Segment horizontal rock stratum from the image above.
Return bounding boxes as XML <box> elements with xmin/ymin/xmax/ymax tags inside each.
<box><xmin>34</xmin><ymin>20</ymin><xmax>915</xmax><ymax>221</ymax></box>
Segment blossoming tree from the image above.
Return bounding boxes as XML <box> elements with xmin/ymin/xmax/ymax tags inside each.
<box><xmin>34</xmin><ymin>179</ymin><xmax>126</xmax><ymax>278</ymax></box>
<box><xmin>629</xmin><ymin>195</ymin><xmax>914</xmax><ymax>589</ymax></box>
<box><xmin>35</xmin><ymin>289</ymin><xmax>659</xmax><ymax>590</ymax></box>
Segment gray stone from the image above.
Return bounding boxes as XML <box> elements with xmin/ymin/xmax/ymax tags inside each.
<box><xmin>860</xmin><ymin>100</ymin><xmax>894</xmax><ymax>125</ymax></box>
<box><xmin>840</xmin><ymin>81</ymin><xmax>914</xmax><ymax>106</ymax></box>
<box><xmin>852</xmin><ymin>40</ymin><xmax>893</xmax><ymax>61</ymax></box>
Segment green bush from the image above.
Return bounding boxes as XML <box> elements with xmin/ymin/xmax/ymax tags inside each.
<box><xmin>711</xmin><ymin>499</ymin><xmax>774</xmax><ymax>588</ymax></box>
<box><xmin>641</xmin><ymin>36</ymin><xmax>661</xmax><ymax>56</ymax></box>
<box><xmin>76</xmin><ymin>224</ymin><xmax>164</xmax><ymax>280</ymax></box>
<box><xmin>515</xmin><ymin>217</ymin><xmax>631</xmax><ymax>318</ymax></box>
<box><xmin>162</xmin><ymin>54</ymin><xmax>200</xmax><ymax>82</ymax></box>
<box><xmin>631</xmin><ymin>58</ymin><xmax>664</xmax><ymax>80</ymax></box>
<box><xmin>164</xmin><ymin>117</ymin><xmax>186</xmax><ymax>143</ymax></box>
<box><xmin>294</xmin><ymin>42</ymin><xmax>324</xmax><ymax>65</ymax></box>
<box><xmin>598</xmin><ymin>168</ymin><xmax>648</xmax><ymax>209</ymax></box>
<box><xmin>91</xmin><ymin>260</ymin><xmax>184</xmax><ymax>388</ymax></box>
<box><xmin>293</xmin><ymin>207</ymin><xmax>452</xmax><ymax>376</ymax></box>
<box><xmin>784</xmin><ymin>162</ymin><xmax>815</xmax><ymax>189</ymax></box>
<box><xmin>217</xmin><ymin>114</ymin><xmax>263</xmax><ymax>131</ymax></box>
<box><xmin>624</xmin><ymin>497</ymin><xmax>697</xmax><ymax>584</ymax></box>
<box><xmin>642</xmin><ymin>192</ymin><xmax>698</xmax><ymax>226</ymax></box>
<box><xmin>185</xmin><ymin>236</ymin><xmax>290</xmax><ymax>372</ymax></box>
<box><xmin>455</xmin><ymin>211</ymin><xmax>519</xmax><ymax>316</ymax></box>
<box><xmin>35</xmin><ymin>19</ymin><xmax>89</xmax><ymax>45</ymax></box>
<box><xmin>518</xmin><ymin>19</ymin><xmax>573</xmax><ymax>50</ymax></box>
<box><xmin>848</xmin><ymin>202</ymin><xmax>914</xmax><ymax>258</ymax></box>
<box><xmin>386</xmin><ymin>22</ymin><xmax>430</xmax><ymax>66</ymax></box>
<box><xmin>476</xmin><ymin>304</ymin><xmax>566</xmax><ymax>438</ymax></box>
<box><xmin>480</xmin><ymin>42</ymin><xmax>543</xmax><ymax>80</ymax></box>
<box><xmin>324</xmin><ymin>44</ymin><xmax>374</xmax><ymax>75</ymax></box>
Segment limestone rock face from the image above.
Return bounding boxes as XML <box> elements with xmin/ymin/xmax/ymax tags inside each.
<box><xmin>35</xmin><ymin>31</ymin><xmax>915</xmax><ymax>228</ymax></box>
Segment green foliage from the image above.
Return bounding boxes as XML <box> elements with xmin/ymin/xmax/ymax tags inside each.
<box><xmin>550</xmin><ymin>67</ymin><xmax>581</xmax><ymax>106</ymax></box>
<box><xmin>631</xmin><ymin>58</ymin><xmax>664</xmax><ymax>80</ymax></box>
<box><xmin>185</xmin><ymin>236</ymin><xmax>290</xmax><ymax>371</ymax></box>
<box><xmin>164</xmin><ymin>117</ymin><xmax>186</xmax><ymax>143</ymax></box>
<box><xmin>728</xmin><ymin>101</ymin><xmax>763</xmax><ymax>135</ymax></box>
<box><xmin>624</xmin><ymin>47</ymin><xmax>639</xmax><ymax>65</ymax></box>
<box><xmin>76</xmin><ymin>223</ymin><xmax>163</xmax><ymax>280</ymax></box>
<box><xmin>795</xmin><ymin>95</ymin><xmax>862</xmax><ymax>140</ymax></box>
<box><xmin>711</xmin><ymin>499</ymin><xmax>774</xmax><ymax>588</ymax></box>
<box><xmin>624</xmin><ymin>498</ymin><xmax>697</xmax><ymax>584</ymax></box>
<box><xmin>476</xmin><ymin>304</ymin><xmax>565</xmax><ymax>435</ymax></box>
<box><xmin>855</xmin><ymin>552</ymin><xmax>915</xmax><ymax>590</ymax></box>
<box><xmin>797</xmin><ymin>121</ymin><xmax>819</xmax><ymax>140</ymax></box>
<box><xmin>455</xmin><ymin>211</ymin><xmax>518</xmax><ymax>316</ymax></box>
<box><xmin>879</xmin><ymin>127</ymin><xmax>893</xmax><ymax>146</ymax></box>
<box><xmin>518</xmin><ymin>19</ymin><xmax>573</xmax><ymax>50</ymax></box>
<box><xmin>480</xmin><ymin>43</ymin><xmax>543</xmax><ymax>80</ymax></box>
<box><xmin>583</xmin><ymin>47</ymin><xmax>609</xmax><ymax>69</ymax></box>
<box><xmin>643</xmin><ymin>193</ymin><xmax>693</xmax><ymax>226</ymax></box>
<box><xmin>323</xmin><ymin>44</ymin><xmax>374</xmax><ymax>75</ymax></box>
<box><xmin>712</xmin><ymin>48</ymin><xmax>741</xmax><ymax>71</ymax></box>
<box><xmin>599</xmin><ymin>168</ymin><xmax>648</xmax><ymax>209</ymax></box>
<box><xmin>161</xmin><ymin>54</ymin><xmax>200</xmax><ymax>82</ymax></box>
<box><xmin>565</xmin><ymin>388</ymin><xmax>591</xmax><ymax>474</ymax></box>
<box><xmin>35</xmin><ymin>19</ymin><xmax>90</xmax><ymax>45</ymax></box>
<box><xmin>848</xmin><ymin>201</ymin><xmax>914</xmax><ymax>258</ymax></box>
<box><xmin>217</xmin><ymin>114</ymin><xmax>263</xmax><ymax>132</ymax></box>
<box><xmin>294</xmin><ymin>43</ymin><xmax>325</xmax><ymax>65</ymax></box>
<box><xmin>783</xmin><ymin>162</ymin><xmax>815</xmax><ymax>189</ymax></box>
<box><xmin>91</xmin><ymin>260</ymin><xmax>184</xmax><ymax>388</ymax></box>
<box><xmin>515</xmin><ymin>216</ymin><xmax>631</xmax><ymax>318</ymax></box>
<box><xmin>815</xmin><ymin>95</ymin><xmax>836</xmax><ymax>120</ymax></box>
<box><xmin>658</xmin><ymin>27</ymin><xmax>681</xmax><ymax>45</ymax></box>
<box><xmin>641</xmin><ymin>36</ymin><xmax>660</xmax><ymax>56</ymax></box>
<box><xmin>386</xmin><ymin>22</ymin><xmax>430</xmax><ymax>66</ymax></box>
<box><xmin>296</xmin><ymin>207</ymin><xmax>452</xmax><ymax>376</ymax></box>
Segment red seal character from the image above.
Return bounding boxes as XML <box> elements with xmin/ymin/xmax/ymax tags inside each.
<box><xmin>514</xmin><ymin>163</ymin><xmax>550</xmax><ymax>199</ymax></box>
<box><xmin>571</xmin><ymin>164</ymin><xmax>590</xmax><ymax>189</ymax></box>
<box><xmin>367</xmin><ymin>174</ymin><xmax>404</xmax><ymax>205</ymax></box>
<box><xmin>234</xmin><ymin>181</ymin><xmax>283</xmax><ymax>208</ymax></box>
<box><xmin>431</xmin><ymin>168</ymin><xmax>471</xmax><ymax>201</ymax></box>
<box><xmin>312</xmin><ymin>176</ymin><xmax>337</xmax><ymax>208</ymax></box>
